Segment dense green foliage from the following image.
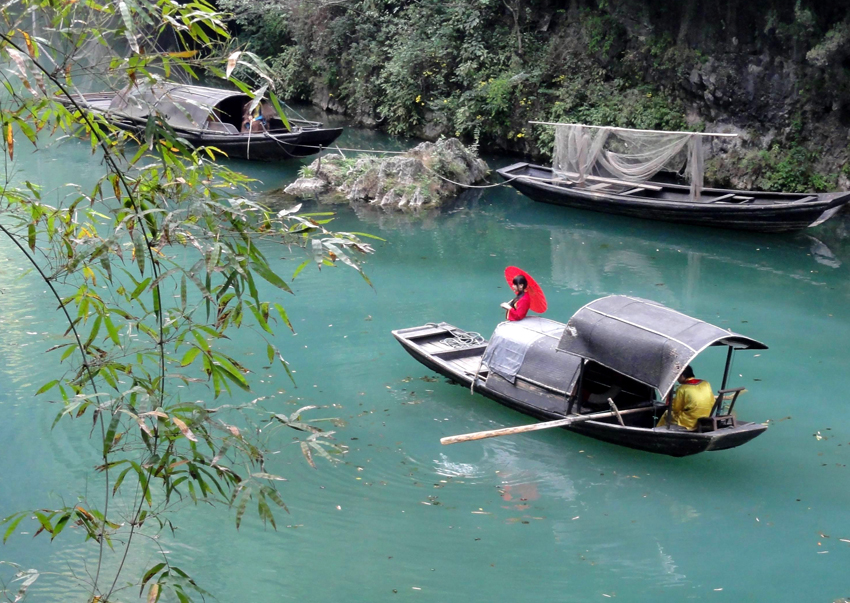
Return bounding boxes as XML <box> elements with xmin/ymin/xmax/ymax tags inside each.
<box><xmin>224</xmin><ymin>0</ymin><xmax>850</xmax><ymax>191</ymax></box>
<box><xmin>226</xmin><ymin>1</ymin><xmax>690</xmax><ymax>148</ymax></box>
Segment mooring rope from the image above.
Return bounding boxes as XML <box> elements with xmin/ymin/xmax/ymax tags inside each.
<box><xmin>426</xmin><ymin>322</ymin><xmax>485</xmax><ymax>349</ymax></box>
<box><xmin>259</xmin><ymin>133</ymin><xmax>524</xmax><ymax>190</ymax></box>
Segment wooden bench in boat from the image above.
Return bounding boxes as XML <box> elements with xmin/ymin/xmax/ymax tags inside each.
<box><xmin>696</xmin><ymin>193</ymin><xmax>756</xmax><ymax>204</ymax></box>
<box><xmin>556</xmin><ymin>172</ymin><xmax>664</xmax><ymax>192</ymax></box>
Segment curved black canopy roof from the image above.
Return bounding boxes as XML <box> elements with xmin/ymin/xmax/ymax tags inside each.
<box><xmin>557</xmin><ymin>295</ymin><xmax>767</xmax><ymax>397</ymax></box>
<box><xmin>109</xmin><ymin>83</ymin><xmax>250</xmax><ymax>129</ymax></box>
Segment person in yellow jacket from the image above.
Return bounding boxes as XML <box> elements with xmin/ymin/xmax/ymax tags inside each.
<box><xmin>657</xmin><ymin>366</ymin><xmax>714</xmax><ymax>430</ymax></box>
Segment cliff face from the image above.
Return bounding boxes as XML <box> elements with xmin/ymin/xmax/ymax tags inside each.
<box><xmin>228</xmin><ymin>0</ymin><xmax>850</xmax><ymax>192</ymax></box>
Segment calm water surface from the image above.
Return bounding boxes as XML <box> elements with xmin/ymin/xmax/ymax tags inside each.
<box><xmin>1</xmin><ymin>115</ymin><xmax>850</xmax><ymax>601</ymax></box>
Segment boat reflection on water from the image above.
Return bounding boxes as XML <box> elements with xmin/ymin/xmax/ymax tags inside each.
<box><xmin>499</xmin><ymin>204</ymin><xmax>850</xmax><ymax>306</ymax></box>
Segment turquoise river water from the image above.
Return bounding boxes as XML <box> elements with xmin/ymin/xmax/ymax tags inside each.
<box><xmin>1</xmin><ymin>113</ymin><xmax>850</xmax><ymax>602</ymax></box>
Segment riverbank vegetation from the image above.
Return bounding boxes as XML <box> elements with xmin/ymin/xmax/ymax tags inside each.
<box><xmin>223</xmin><ymin>0</ymin><xmax>850</xmax><ymax>193</ymax></box>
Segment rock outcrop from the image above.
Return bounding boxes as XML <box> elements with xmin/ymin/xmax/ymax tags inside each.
<box><xmin>283</xmin><ymin>138</ymin><xmax>489</xmax><ymax>209</ymax></box>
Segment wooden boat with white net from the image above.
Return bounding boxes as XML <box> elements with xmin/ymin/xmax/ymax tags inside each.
<box><xmin>60</xmin><ymin>83</ymin><xmax>343</xmax><ymax>161</ymax></box>
<box><xmin>497</xmin><ymin>162</ymin><xmax>850</xmax><ymax>233</ymax></box>
<box><xmin>499</xmin><ymin>122</ymin><xmax>850</xmax><ymax>233</ymax></box>
<box><xmin>393</xmin><ymin>296</ymin><xmax>769</xmax><ymax>457</ymax></box>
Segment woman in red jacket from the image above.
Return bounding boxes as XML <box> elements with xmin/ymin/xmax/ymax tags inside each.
<box><xmin>502</xmin><ymin>274</ymin><xmax>530</xmax><ymax>321</ymax></box>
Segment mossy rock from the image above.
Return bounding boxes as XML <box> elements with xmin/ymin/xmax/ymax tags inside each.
<box><xmin>282</xmin><ymin>138</ymin><xmax>490</xmax><ymax>210</ymax></box>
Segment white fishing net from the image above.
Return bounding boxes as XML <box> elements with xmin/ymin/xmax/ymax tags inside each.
<box><xmin>552</xmin><ymin>125</ymin><xmax>705</xmax><ymax>201</ymax></box>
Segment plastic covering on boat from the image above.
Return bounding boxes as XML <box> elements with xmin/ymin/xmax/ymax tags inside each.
<box><xmin>108</xmin><ymin>84</ymin><xmax>250</xmax><ymax>129</ymax></box>
<box><xmin>557</xmin><ymin>295</ymin><xmax>767</xmax><ymax>398</ymax></box>
<box><xmin>483</xmin><ymin>318</ymin><xmax>580</xmax><ymax>392</ymax></box>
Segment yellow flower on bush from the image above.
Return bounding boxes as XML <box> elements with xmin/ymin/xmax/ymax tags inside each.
<box><xmin>516</xmin><ymin>132</ymin><xmax>525</xmax><ymax>139</ymax></box>
<box><xmin>415</xmin><ymin>95</ymin><xmax>421</xmax><ymax>103</ymax></box>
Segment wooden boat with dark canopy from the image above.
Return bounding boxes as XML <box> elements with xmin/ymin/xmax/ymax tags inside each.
<box><xmin>393</xmin><ymin>296</ymin><xmax>769</xmax><ymax>456</ymax></box>
<box><xmin>497</xmin><ymin>122</ymin><xmax>850</xmax><ymax>232</ymax></box>
<box><xmin>62</xmin><ymin>83</ymin><xmax>343</xmax><ymax>161</ymax></box>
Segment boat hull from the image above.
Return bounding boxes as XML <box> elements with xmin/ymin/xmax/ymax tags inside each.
<box><xmin>59</xmin><ymin>90</ymin><xmax>342</xmax><ymax>161</ymax></box>
<box><xmin>392</xmin><ymin>324</ymin><xmax>767</xmax><ymax>457</ymax></box>
<box><xmin>111</xmin><ymin>118</ymin><xmax>343</xmax><ymax>161</ymax></box>
<box><xmin>498</xmin><ymin>162</ymin><xmax>850</xmax><ymax>233</ymax></box>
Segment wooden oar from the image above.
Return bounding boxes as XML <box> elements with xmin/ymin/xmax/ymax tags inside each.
<box><xmin>440</xmin><ymin>407</ymin><xmax>647</xmax><ymax>445</ymax></box>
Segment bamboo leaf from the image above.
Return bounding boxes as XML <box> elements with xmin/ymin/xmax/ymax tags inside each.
<box><xmin>291</xmin><ymin>258</ymin><xmax>311</xmax><ymax>281</ymax></box>
<box><xmin>180</xmin><ymin>346</ymin><xmax>201</xmax><ymax>367</ymax></box>
<box><xmin>300</xmin><ymin>441</ymin><xmax>316</xmax><ymax>469</ymax></box>
<box><xmin>132</xmin><ymin>229</ymin><xmax>146</xmax><ymax>276</ymax></box>
<box><xmin>113</xmin><ymin>466</ymin><xmax>132</xmax><ymax>495</ymax></box>
<box><xmin>51</xmin><ymin>513</ymin><xmax>71</xmax><ymax>540</ymax></box>
<box><xmin>32</xmin><ymin>512</ymin><xmax>54</xmax><ymax>535</ymax></box>
<box><xmin>249</xmin><ymin>260</ymin><xmax>292</xmax><ymax>293</ymax></box>
<box><xmin>268</xmin><ymin>91</ymin><xmax>291</xmax><ymax>132</ymax></box>
<box><xmin>35</xmin><ymin>380</ymin><xmax>59</xmax><ymax>395</ymax></box>
<box><xmin>234</xmin><ymin>488</ymin><xmax>250</xmax><ymax>529</ymax></box>
<box><xmin>141</xmin><ymin>562</ymin><xmax>166</xmax><ymax>595</ymax></box>
<box><xmin>165</xmin><ymin>50</ymin><xmax>198</xmax><ymax>58</ymax></box>
<box><xmin>148</xmin><ymin>267</ymin><xmax>181</xmax><ymax>293</ymax></box>
<box><xmin>5</xmin><ymin>123</ymin><xmax>13</xmax><ymax>160</ymax></box>
<box><xmin>2</xmin><ymin>513</ymin><xmax>26</xmax><ymax>543</ymax></box>
<box><xmin>260</xmin><ymin>486</ymin><xmax>289</xmax><ymax>513</ymax></box>
<box><xmin>118</xmin><ymin>0</ymin><xmax>140</xmax><ymax>53</ymax></box>
<box><xmin>246</xmin><ymin>302</ymin><xmax>273</xmax><ymax>334</ymax></box>
<box><xmin>273</xmin><ymin>303</ymin><xmax>294</xmax><ymax>332</ymax></box>
<box><xmin>225</xmin><ymin>51</ymin><xmax>241</xmax><ymax>79</ymax></box>
<box><xmin>104</xmin><ymin>413</ymin><xmax>121</xmax><ymax>455</ymax></box>
<box><xmin>250</xmin><ymin>472</ymin><xmax>286</xmax><ymax>481</ymax></box>
<box><xmin>172</xmin><ymin>416</ymin><xmax>198</xmax><ymax>442</ymax></box>
<box><xmin>258</xmin><ymin>493</ymin><xmax>276</xmax><ymax>529</ymax></box>
<box><xmin>84</xmin><ymin>315</ymin><xmax>103</xmax><ymax>349</ymax></box>
<box><xmin>130</xmin><ymin>278</ymin><xmax>151</xmax><ymax>300</ymax></box>
<box><xmin>310</xmin><ymin>440</ymin><xmax>339</xmax><ymax>464</ymax></box>
<box><xmin>104</xmin><ymin>314</ymin><xmax>121</xmax><ymax>346</ymax></box>
<box><xmin>247</xmin><ymin>84</ymin><xmax>268</xmax><ymax>115</ymax></box>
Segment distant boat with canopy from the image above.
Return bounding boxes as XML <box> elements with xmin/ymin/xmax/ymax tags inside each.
<box><xmin>61</xmin><ymin>82</ymin><xmax>343</xmax><ymax>161</ymax></box>
<box><xmin>497</xmin><ymin>122</ymin><xmax>850</xmax><ymax>232</ymax></box>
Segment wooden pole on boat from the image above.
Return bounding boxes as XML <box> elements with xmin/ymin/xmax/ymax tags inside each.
<box><xmin>527</xmin><ymin>121</ymin><xmax>740</xmax><ymax>138</ymax></box>
<box><xmin>440</xmin><ymin>407</ymin><xmax>646</xmax><ymax>445</ymax></box>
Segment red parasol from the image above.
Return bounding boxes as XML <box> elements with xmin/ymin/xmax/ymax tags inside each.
<box><xmin>504</xmin><ymin>266</ymin><xmax>547</xmax><ymax>314</ymax></box>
